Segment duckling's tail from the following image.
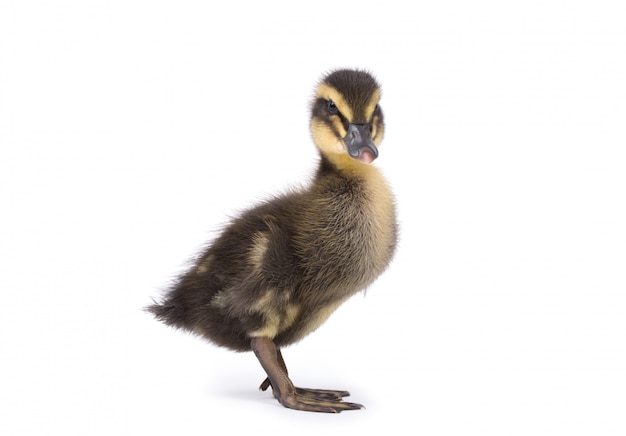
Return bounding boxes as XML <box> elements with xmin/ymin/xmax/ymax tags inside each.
<box><xmin>145</xmin><ymin>298</ymin><xmax>187</xmax><ymax>329</ymax></box>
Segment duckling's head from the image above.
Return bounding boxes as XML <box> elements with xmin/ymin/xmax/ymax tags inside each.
<box><xmin>311</xmin><ymin>69</ymin><xmax>384</xmax><ymax>167</ymax></box>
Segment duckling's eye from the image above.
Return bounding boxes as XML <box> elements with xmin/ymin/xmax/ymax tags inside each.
<box><xmin>327</xmin><ymin>100</ymin><xmax>338</xmax><ymax>115</ymax></box>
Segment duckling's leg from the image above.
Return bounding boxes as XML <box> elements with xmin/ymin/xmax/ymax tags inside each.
<box><xmin>251</xmin><ymin>337</ymin><xmax>364</xmax><ymax>413</ymax></box>
<box><xmin>259</xmin><ymin>350</ymin><xmax>351</xmax><ymax>400</ymax></box>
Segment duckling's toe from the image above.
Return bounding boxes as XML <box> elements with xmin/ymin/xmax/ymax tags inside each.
<box><xmin>262</xmin><ymin>381</ymin><xmax>360</xmax><ymax>412</ymax></box>
<box><xmin>295</xmin><ymin>387</ymin><xmax>351</xmax><ymax>400</ymax></box>
<box><xmin>260</xmin><ymin>378</ymin><xmax>350</xmax><ymax>400</ymax></box>
<box><xmin>278</xmin><ymin>392</ymin><xmax>364</xmax><ymax>413</ymax></box>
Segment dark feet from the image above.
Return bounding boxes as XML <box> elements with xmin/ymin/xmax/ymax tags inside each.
<box><xmin>260</xmin><ymin>379</ymin><xmax>363</xmax><ymax>412</ymax></box>
<box><xmin>274</xmin><ymin>389</ymin><xmax>364</xmax><ymax>413</ymax></box>
<box><xmin>252</xmin><ymin>337</ymin><xmax>364</xmax><ymax>413</ymax></box>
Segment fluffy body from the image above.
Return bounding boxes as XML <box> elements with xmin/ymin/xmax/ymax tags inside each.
<box><xmin>150</xmin><ymin>154</ymin><xmax>396</xmax><ymax>350</ymax></box>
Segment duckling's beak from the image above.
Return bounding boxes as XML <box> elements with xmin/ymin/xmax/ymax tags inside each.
<box><xmin>344</xmin><ymin>124</ymin><xmax>379</xmax><ymax>164</ymax></box>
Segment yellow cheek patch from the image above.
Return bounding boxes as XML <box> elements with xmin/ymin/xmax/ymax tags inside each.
<box><xmin>311</xmin><ymin>120</ymin><xmax>345</xmax><ymax>155</ymax></box>
<box><xmin>331</xmin><ymin>117</ymin><xmax>347</xmax><ymax>138</ymax></box>
<box><xmin>316</xmin><ymin>83</ymin><xmax>354</xmax><ymax>122</ymax></box>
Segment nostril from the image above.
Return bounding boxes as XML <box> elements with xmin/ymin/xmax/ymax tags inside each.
<box><xmin>347</xmin><ymin>125</ymin><xmax>361</xmax><ymax>142</ymax></box>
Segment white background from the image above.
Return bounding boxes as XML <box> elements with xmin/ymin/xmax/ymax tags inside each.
<box><xmin>1</xmin><ymin>1</ymin><xmax>625</xmax><ymax>434</ymax></box>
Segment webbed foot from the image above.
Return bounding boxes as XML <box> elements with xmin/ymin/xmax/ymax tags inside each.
<box><xmin>252</xmin><ymin>337</ymin><xmax>364</xmax><ymax>413</ymax></box>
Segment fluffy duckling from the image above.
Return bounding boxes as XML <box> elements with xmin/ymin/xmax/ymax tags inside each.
<box><xmin>149</xmin><ymin>69</ymin><xmax>397</xmax><ymax>413</ymax></box>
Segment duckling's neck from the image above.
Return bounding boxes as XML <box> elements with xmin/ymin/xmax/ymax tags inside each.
<box><xmin>317</xmin><ymin>153</ymin><xmax>382</xmax><ymax>181</ymax></box>
<box><xmin>313</xmin><ymin>152</ymin><xmax>396</xmax><ymax>287</ymax></box>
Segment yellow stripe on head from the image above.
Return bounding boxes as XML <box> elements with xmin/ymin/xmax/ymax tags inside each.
<box><xmin>364</xmin><ymin>88</ymin><xmax>381</xmax><ymax>121</ymax></box>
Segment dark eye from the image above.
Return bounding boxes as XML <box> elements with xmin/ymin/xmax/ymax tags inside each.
<box><xmin>327</xmin><ymin>100</ymin><xmax>338</xmax><ymax>115</ymax></box>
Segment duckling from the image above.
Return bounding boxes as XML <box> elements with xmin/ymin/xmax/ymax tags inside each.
<box><xmin>148</xmin><ymin>69</ymin><xmax>397</xmax><ymax>413</ymax></box>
